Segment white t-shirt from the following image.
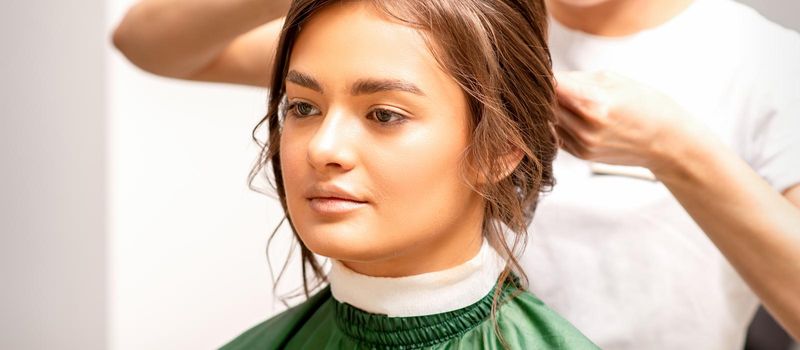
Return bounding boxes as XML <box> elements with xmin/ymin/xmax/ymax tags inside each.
<box><xmin>523</xmin><ymin>0</ymin><xmax>800</xmax><ymax>349</ymax></box>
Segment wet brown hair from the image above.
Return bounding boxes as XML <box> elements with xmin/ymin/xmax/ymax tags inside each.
<box><xmin>249</xmin><ymin>0</ymin><xmax>556</xmax><ymax>344</ymax></box>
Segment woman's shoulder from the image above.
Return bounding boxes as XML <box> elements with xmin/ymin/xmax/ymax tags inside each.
<box><xmin>219</xmin><ymin>286</ymin><xmax>333</xmax><ymax>350</ymax></box>
<box><xmin>490</xmin><ymin>285</ymin><xmax>600</xmax><ymax>349</ymax></box>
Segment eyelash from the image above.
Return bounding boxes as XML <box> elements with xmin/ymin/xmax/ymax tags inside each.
<box><xmin>285</xmin><ymin>101</ymin><xmax>408</xmax><ymax>127</ymax></box>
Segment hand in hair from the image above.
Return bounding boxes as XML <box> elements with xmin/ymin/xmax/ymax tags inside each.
<box><xmin>554</xmin><ymin>70</ymin><xmax>800</xmax><ymax>341</ymax></box>
<box><xmin>553</xmin><ymin>70</ymin><xmax>701</xmax><ymax>174</ymax></box>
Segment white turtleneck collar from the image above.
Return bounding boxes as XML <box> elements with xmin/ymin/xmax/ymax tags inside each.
<box><xmin>327</xmin><ymin>239</ymin><xmax>506</xmax><ymax>317</ymax></box>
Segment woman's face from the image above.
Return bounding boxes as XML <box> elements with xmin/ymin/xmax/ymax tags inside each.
<box><xmin>279</xmin><ymin>1</ymin><xmax>485</xmax><ymax>277</ymax></box>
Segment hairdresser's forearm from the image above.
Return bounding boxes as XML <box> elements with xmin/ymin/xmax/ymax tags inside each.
<box><xmin>112</xmin><ymin>0</ymin><xmax>288</xmax><ymax>81</ymax></box>
<box><xmin>652</xmin><ymin>128</ymin><xmax>800</xmax><ymax>341</ymax></box>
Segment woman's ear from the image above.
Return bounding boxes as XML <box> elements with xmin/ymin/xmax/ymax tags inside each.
<box><xmin>494</xmin><ymin>147</ymin><xmax>524</xmax><ymax>182</ymax></box>
<box><xmin>474</xmin><ymin>147</ymin><xmax>524</xmax><ymax>185</ymax></box>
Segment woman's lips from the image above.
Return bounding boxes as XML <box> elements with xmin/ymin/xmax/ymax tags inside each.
<box><xmin>308</xmin><ymin>197</ymin><xmax>368</xmax><ymax>215</ymax></box>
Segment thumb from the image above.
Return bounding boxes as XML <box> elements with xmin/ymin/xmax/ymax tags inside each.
<box><xmin>554</xmin><ymin>71</ymin><xmax>606</xmax><ymax>117</ymax></box>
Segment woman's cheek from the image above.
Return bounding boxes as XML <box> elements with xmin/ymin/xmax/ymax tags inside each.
<box><xmin>376</xmin><ymin>144</ymin><xmax>449</xmax><ymax>219</ymax></box>
<box><xmin>279</xmin><ymin>137</ymin><xmax>307</xmax><ymax>212</ymax></box>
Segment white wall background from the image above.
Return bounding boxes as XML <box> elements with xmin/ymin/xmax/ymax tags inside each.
<box><xmin>1</xmin><ymin>1</ymin><xmax>798</xmax><ymax>349</ymax></box>
<box><xmin>1</xmin><ymin>0</ymin><xmax>107</xmax><ymax>348</ymax></box>
<box><xmin>105</xmin><ymin>1</ymin><xmax>299</xmax><ymax>348</ymax></box>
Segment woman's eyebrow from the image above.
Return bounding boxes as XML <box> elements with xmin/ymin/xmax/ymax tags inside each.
<box><xmin>286</xmin><ymin>69</ymin><xmax>425</xmax><ymax>96</ymax></box>
<box><xmin>286</xmin><ymin>69</ymin><xmax>324</xmax><ymax>93</ymax></box>
<box><xmin>351</xmin><ymin>78</ymin><xmax>425</xmax><ymax>96</ymax></box>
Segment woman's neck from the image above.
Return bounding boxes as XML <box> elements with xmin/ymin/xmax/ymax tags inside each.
<box><xmin>341</xmin><ymin>233</ymin><xmax>483</xmax><ymax>277</ymax></box>
<box><xmin>328</xmin><ymin>238</ymin><xmax>506</xmax><ymax>317</ymax></box>
<box><xmin>547</xmin><ymin>0</ymin><xmax>695</xmax><ymax>37</ymax></box>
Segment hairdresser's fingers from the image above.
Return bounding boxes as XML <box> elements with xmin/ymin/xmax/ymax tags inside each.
<box><xmin>556</xmin><ymin>125</ymin><xmax>590</xmax><ymax>159</ymax></box>
<box><xmin>555</xmin><ymin>104</ymin><xmax>590</xmax><ymax>132</ymax></box>
<box><xmin>554</xmin><ymin>71</ymin><xmax>611</xmax><ymax>127</ymax></box>
<box><xmin>555</xmin><ymin>105</ymin><xmax>596</xmax><ymax>150</ymax></box>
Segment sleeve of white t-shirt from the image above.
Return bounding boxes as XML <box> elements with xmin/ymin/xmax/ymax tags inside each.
<box><xmin>746</xmin><ymin>30</ymin><xmax>800</xmax><ymax>194</ymax></box>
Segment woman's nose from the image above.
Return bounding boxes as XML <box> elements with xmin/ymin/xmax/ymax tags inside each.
<box><xmin>306</xmin><ymin>110</ymin><xmax>357</xmax><ymax>174</ymax></box>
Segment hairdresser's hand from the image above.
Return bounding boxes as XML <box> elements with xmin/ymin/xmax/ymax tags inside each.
<box><xmin>553</xmin><ymin>71</ymin><xmax>707</xmax><ymax>173</ymax></box>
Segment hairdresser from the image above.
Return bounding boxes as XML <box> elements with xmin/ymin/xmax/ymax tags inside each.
<box><xmin>113</xmin><ymin>0</ymin><xmax>800</xmax><ymax>348</ymax></box>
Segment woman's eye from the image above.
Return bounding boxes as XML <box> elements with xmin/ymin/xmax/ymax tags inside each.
<box><xmin>370</xmin><ymin>109</ymin><xmax>406</xmax><ymax>125</ymax></box>
<box><xmin>288</xmin><ymin>101</ymin><xmax>320</xmax><ymax>117</ymax></box>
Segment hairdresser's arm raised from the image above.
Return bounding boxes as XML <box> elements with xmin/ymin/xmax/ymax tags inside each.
<box><xmin>112</xmin><ymin>0</ymin><xmax>288</xmax><ymax>87</ymax></box>
<box><xmin>554</xmin><ymin>70</ymin><xmax>800</xmax><ymax>341</ymax></box>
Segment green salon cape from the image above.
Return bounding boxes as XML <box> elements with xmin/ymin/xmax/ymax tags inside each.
<box><xmin>219</xmin><ymin>279</ymin><xmax>599</xmax><ymax>349</ymax></box>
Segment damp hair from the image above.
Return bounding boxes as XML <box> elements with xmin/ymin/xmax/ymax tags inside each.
<box><xmin>248</xmin><ymin>0</ymin><xmax>556</xmax><ymax>346</ymax></box>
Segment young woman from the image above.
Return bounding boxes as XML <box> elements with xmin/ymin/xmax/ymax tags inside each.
<box><xmin>219</xmin><ymin>0</ymin><xmax>598</xmax><ymax>348</ymax></box>
<box><xmin>115</xmin><ymin>0</ymin><xmax>800</xmax><ymax>347</ymax></box>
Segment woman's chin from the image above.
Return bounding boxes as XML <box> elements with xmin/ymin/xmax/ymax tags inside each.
<box><xmin>301</xmin><ymin>234</ymin><xmax>400</xmax><ymax>263</ymax></box>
